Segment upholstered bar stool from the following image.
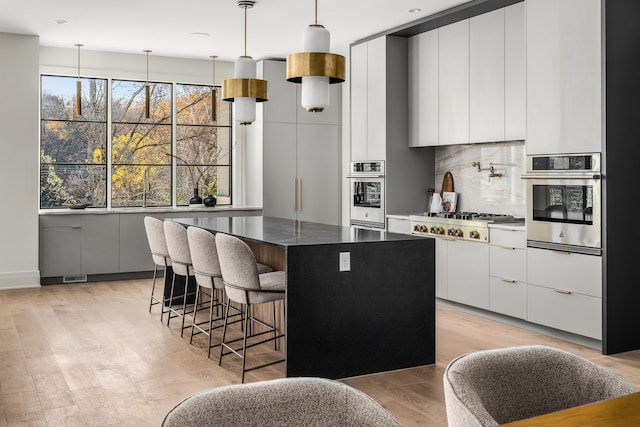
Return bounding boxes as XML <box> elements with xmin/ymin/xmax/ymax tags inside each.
<box><xmin>163</xmin><ymin>220</ymin><xmax>198</xmax><ymax>337</ymax></box>
<box><xmin>186</xmin><ymin>226</ymin><xmax>273</xmax><ymax>357</ymax></box>
<box><xmin>215</xmin><ymin>232</ymin><xmax>286</xmax><ymax>383</ymax></box>
<box><xmin>143</xmin><ymin>216</ymin><xmax>171</xmax><ymax>321</ymax></box>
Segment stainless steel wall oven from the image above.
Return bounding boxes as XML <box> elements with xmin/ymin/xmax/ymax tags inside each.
<box><xmin>522</xmin><ymin>153</ymin><xmax>601</xmax><ymax>255</ymax></box>
<box><xmin>348</xmin><ymin>161</ymin><xmax>385</xmax><ymax>229</ymax></box>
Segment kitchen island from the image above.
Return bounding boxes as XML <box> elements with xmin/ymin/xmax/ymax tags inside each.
<box><xmin>171</xmin><ymin>216</ymin><xmax>435</xmax><ymax>379</ymax></box>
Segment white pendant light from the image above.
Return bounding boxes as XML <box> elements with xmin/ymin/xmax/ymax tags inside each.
<box><xmin>286</xmin><ymin>0</ymin><xmax>345</xmax><ymax>112</ymax></box>
<box><xmin>223</xmin><ymin>0</ymin><xmax>268</xmax><ymax>126</ymax></box>
<box><xmin>74</xmin><ymin>43</ymin><xmax>83</xmax><ymax>116</ymax></box>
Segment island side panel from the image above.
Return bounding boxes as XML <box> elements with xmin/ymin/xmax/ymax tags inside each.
<box><xmin>285</xmin><ymin>237</ymin><xmax>435</xmax><ymax>379</ymax></box>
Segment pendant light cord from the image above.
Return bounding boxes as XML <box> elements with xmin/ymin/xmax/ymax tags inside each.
<box><xmin>75</xmin><ymin>44</ymin><xmax>83</xmax><ymax>79</ymax></box>
<box><xmin>244</xmin><ymin>4</ymin><xmax>248</xmax><ymax>56</ymax></box>
<box><xmin>315</xmin><ymin>0</ymin><xmax>318</xmax><ymax>25</ymax></box>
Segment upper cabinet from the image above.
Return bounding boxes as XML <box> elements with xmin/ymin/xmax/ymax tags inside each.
<box><xmin>439</xmin><ymin>19</ymin><xmax>470</xmax><ymax>145</ymax></box>
<box><xmin>409</xmin><ymin>2</ymin><xmax>525</xmax><ymax>147</ymax></box>
<box><xmin>526</xmin><ymin>0</ymin><xmax>602</xmax><ymax>155</ymax></box>
<box><xmin>470</xmin><ymin>8</ymin><xmax>505</xmax><ymax>143</ymax></box>
<box><xmin>350</xmin><ymin>36</ymin><xmax>406</xmax><ymax>161</ymax></box>
<box><xmin>409</xmin><ymin>30</ymin><xmax>439</xmax><ymax>147</ymax></box>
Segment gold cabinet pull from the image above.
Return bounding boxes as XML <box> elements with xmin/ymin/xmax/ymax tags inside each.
<box><xmin>553</xmin><ymin>288</ymin><xmax>572</xmax><ymax>294</ymax></box>
<box><xmin>500</xmin><ymin>278</ymin><xmax>517</xmax><ymax>283</ymax></box>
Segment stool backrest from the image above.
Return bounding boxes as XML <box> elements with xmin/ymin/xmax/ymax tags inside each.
<box><xmin>163</xmin><ymin>220</ymin><xmax>192</xmax><ymax>277</ymax></box>
<box><xmin>215</xmin><ymin>233</ymin><xmax>260</xmax><ymax>302</ymax></box>
<box><xmin>144</xmin><ymin>216</ymin><xmax>170</xmax><ymax>267</ymax></box>
<box><xmin>187</xmin><ymin>226</ymin><xmax>223</xmax><ymax>289</ymax></box>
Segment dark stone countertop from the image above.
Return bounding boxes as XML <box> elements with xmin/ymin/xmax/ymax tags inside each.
<box><xmin>171</xmin><ymin>216</ymin><xmax>424</xmax><ymax>247</ymax></box>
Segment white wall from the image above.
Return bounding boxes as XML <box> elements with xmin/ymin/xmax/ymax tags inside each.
<box><xmin>0</xmin><ymin>33</ymin><xmax>40</xmax><ymax>289</ymax></box>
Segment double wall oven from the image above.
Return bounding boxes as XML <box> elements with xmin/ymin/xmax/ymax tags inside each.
<box><xmin>348</xmin><ymin>161</ymin><xmax>385</xmax><ymax>230</ymax></box>
<box><xmin>522</xmin><ymin>153</ymin><xmax>601</xmax><ymax>255</ymax></box>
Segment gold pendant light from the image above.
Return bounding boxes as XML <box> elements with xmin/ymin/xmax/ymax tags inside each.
<box><xmin>74</xmin><ymin>43</ymin><xmax>83</xmax><ymax>116</ymax></box>
<box><xmin>286</xmin><ymin>0</ymin><xmax>345</xmax><ymax>112</ymax></box>
<box><xmin>143</xmin><ymin>49</ymin><xmax>152</xmax><ymax>119</ymax></box>
<box><xmin>211</xmin><ymin>55</ymin><xmax>217</xmax><ymax>122</ymax></box>
<box><xmin>222</xmin><ymin>0</ymin><xmax>268</xmax><ymax>126</ymax></box>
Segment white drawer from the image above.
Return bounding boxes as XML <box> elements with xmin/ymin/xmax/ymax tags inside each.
<box><xmin>490</xmin><ymin>276</ymin><xmax>526</xmax><ymax>319</ymax></box>
<box><xmin>490</xmin><ymin>228</ymin><xmax>526</xmax><ymax>249</ymax></box>
<box><xmin>490</xmin><ymin>246</ymin><xmax>526</xmax><ymax>282</ymax></box>
<box><xmin>527</xmin><ymin>283</ymin><xmax>601</xmax><ymax>340</ymax></box>
<box><xmin>527</xmin><ymin>248</ymin><xmax>601</xmax><ymax>297</ymax></box>
<box><xmin>387</xmin><ymin>217</ymin><xmax>411</xmax><ymax>235</ymax></box>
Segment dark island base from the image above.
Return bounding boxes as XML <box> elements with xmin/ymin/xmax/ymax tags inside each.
<box><xmin>285</xmin><ymin>238</ymin><xmax>435</xmax><ymax>379</ymax></box>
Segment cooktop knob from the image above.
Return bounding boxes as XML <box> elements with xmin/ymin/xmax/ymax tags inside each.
<box><xmin>438</xmin><ymin>226</ymin><xmax>445</xmax><ymax>235</ymax></box>
<box><xmin>470</xmin><ymin>230</ymin><xmax>480</xmax><ymax>239</ymax></box>
<box><xmin>455</xmin><ymin>228</ymin><xmax>464</xmax><ymax>237</ymax></box>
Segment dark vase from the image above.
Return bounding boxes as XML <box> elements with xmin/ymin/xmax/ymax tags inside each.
<box><xmin>203</xmin><ymin>194</ymin><xmax>217</xmax><ymax>207</ymax></box>
<box><xmin>189</xmin><ymin>188</ymin><xmax>203</xmax><ymax>205</ymax></box>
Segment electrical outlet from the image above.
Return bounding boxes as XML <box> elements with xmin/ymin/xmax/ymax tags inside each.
<box><xmin>339</xmin><ymin>252</ymin><xmax>350</xmax><ymax>272</ymax></box>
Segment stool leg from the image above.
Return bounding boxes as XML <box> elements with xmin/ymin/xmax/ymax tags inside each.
<box><xmin>241</xmin><ymin>303</ymin><xmax>250</xmax><ymax>384</ymax></box>
<box><xmin>149</xmin><ymin>264</ymin><xmax>158</xmax><ymax>312</ymax></box>
<box><xmin>219</xmin><ymin>298</ymin><xmax>231</xmax><ymax>366</ymax></box>
<box><xmin>189</xmin><ymin>284</ymin><xmax>201</xmax><ymax>344</ymax></box>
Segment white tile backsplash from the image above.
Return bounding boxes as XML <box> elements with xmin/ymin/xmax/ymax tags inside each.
<box><xmin>434</xmin><ymin>141</ymin><xmax>525</xmax><ymax>217</ymax></box>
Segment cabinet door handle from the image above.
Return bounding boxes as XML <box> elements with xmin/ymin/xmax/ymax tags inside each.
<box><xmin>552</xmin><ymin>250</ymin><xmax>572</xmax><ymax>255</ymax></box>
<box><xmin>441</xmin><ymin>237</ymin><xmax>456</xmax><ymax>241</ymax></box>
<box><xmin>553</xmin><ymin>288</ymin><xmax>572</xmax><ymax>294</ymax></box>
<box><xmin>71</xmin><ymin>226</ymin><xmax>82</xmax><ymax>229</ymax></box>
<box><xmin>498</xmin><ymin>246</ymin><xmax>516</xmax><ymax>250</ymax></box>
<box><xmin>500</xmin><ymin>278</ymin><xmax>517</xmax><ymax>283</ymax></box>
<box><xmin>297</xmin><ymin>177</ymin><xmax>302</xmax><ymax>211</ymax></box>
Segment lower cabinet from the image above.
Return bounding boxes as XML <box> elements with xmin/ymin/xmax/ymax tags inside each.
<box><xmin>489</xmin><ymin>228</ymin><xmax>526</xmax><ymax>319</ymax></box>
<box><xmin>446</xmin><ymin>239</ymin><xmax>490</xmax><ymax>310</ymax></box>
<box><xmin>386</xmin><ymin>216</ymin><xmax>411</xmax><ymax>234</ymax></box>
<box><xmin>39</xmin><ymin>209</ymin><xmax>262</xmax><ymax>281</ymax></box>
<box><xmin>40</xmin><ymin>214</ymin><xmax>119</xmax><ymax>278</ymax></box>
<box><xmin>526</xmin><ymin>247</ymin><xmax>602</xmax><ymax>340</ymax></box>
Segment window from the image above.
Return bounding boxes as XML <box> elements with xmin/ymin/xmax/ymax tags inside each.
<box><xmin>111</xmin><ymin>79</ymin><xmax>172</xmax><ymax>207</ymax></box>
<box><xmin>40</xmin><ymin>75</ymin><xmax>232</xmax><ymax>208</ymax></box>
<box><xmin>40</xmin><ymin>75</ymin><xmax>108</xmax><ymax>208</ymax></box>
<box><xmin>175</xmin><ymin>83</ymin><xmax>231</xmax><ymax>205</ymax></box>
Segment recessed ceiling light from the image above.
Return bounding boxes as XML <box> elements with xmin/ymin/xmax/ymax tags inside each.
<box><xmin>408</xmin><ymin>8</ymin><xmax>421</xmax><ymax>13</ymax></box>
<box><xmin>55</xmin><ymin>19</ymin><xmax>67</xmax><ymax>24</ymax></box>
<box><xmin>190</xmin><ymin>32</ymin><xmax>210</xmax><ymax>38</ymax></box>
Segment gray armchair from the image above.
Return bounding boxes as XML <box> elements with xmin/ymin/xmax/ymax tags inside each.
<box><xmin>161</xmin><ymin>377</ymin><xmax>401</xmax><ymax>427</ymax></box>
<box><xmin>443</xmin><ymin>345</ymin><xmax>637</xmax><ymax>426</ymax></box>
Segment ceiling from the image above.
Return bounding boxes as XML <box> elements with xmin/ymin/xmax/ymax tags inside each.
<box><xmin>0</xmin><ymin>0</ymin><xmax>471</xmax><ymax>62</ymax></box>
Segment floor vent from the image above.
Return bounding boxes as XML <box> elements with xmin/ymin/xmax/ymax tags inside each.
<box><xmin>63</xmin><ymin>275</ymin><xmax>87</xmax><ymax>283</ymax></box>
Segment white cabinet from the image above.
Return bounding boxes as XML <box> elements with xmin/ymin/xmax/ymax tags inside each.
<box><xmin>439</xmin><ymin>19</ymin><xmax>470</xmax><ymax>146</ymax></box>
<box><xmin>526</xmin><ymin>0</ymin><xmax>602</xmax><ymax>155</ymax></box>
<box><xmin>526</xmin><ymin>247</ymin><xmax>602</xmax><ymax>339</ymax></box>
<box><xmin>258</xmin><ymin>60</ymin><xmax>341</xmax><ymax>225</ymax></box>
<box><xmin>489</xmin><ymin>228</ymin><xmax>526</xmax><ymax>319</ymax></box>
<box><xmin>408</xmin><ymin>29</ymin><xmax>438</xmax><ymax>147</ymax></box>
<box><xmin>386</xmin><ymin>216</ymin><xmax>411</xmax><ymax>235</ymax></box>
<box><xmin>350</xmin><ymin>35</ymin><xmax>407</xmax><ymax>161</ymax></box>
<box><xmin>447</xmin><ymin>239</ymin><xmax>490</xmax><ymax>309</ymax></box>
<box><xmin>504</xmin><ymin>2</ymin><xmax>526</xmax><ymax>140</ymax></box>
<box><xmin>470</xmin><ymin>8</ymin><xmax>504</xmax><ymax>143</ymax></box>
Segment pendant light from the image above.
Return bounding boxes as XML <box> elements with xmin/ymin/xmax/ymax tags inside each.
<box><xmin>74</xmin><ymin>43</ymin><xmax>83</xmax><ymax>116</ymax></box>
<box><xmin>286</xmin><ymin>0</ymin><xmax>345</xmax><ymax>112</ymax></box>
<box><xmin>210</xmin><ymin>55</ymin><xmax>218</xmax><ymax>122</ymax></box>
<box><xmin>223</xmin><ymin>0</ymin><xmax>268</xmax><ymax>126</ymax></box>
<box><xmin>143</xmin><ymin>49</ymin><xmax>152</xmax><ymax>119</ymax></box>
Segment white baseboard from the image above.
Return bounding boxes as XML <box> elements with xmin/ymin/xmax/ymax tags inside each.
<box><xmin>0</xmin><ymin>270</ymin><xmax>41</xmax><ymax>290</ymax></box>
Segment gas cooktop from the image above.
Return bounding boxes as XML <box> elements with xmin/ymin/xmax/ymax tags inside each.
<box><xmin>409</xmin><ymin>212</ymin><xmax>521</xmax><ymax>242</ymax></box>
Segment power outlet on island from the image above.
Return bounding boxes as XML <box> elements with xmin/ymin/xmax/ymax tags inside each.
<box><xmin>339</xmin><ymin>252</ymin><xmax>351</xmax><ymax>272</ymax></box>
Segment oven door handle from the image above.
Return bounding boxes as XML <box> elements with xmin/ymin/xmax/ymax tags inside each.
<box><xmin>521</xmin><ymin>174</ymin><xmax>601</xmax><ymax>180</ymax></box>
<box><xmin>346</xmin><ymin>175</ymin><xmax>385</xmax><ymax>179</ymax></box>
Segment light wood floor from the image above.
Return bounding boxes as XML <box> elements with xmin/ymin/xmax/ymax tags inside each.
<box><xmin>2</xmin><ymin>278</ymin><xmax>640</xmax><ymax>426</ymax></box>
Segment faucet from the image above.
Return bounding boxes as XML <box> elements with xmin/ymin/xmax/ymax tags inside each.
<box><xmin>489</xmin><ymin>165</ymin><xmax>502</xmax><ymax>180</ymax></box>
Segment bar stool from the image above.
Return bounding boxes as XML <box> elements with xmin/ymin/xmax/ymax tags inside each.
<box><xmin>186</xmin><ymin>226</ymin><xmax>273</xmax><ymax>357</ymax></box>
<box><xmin>163</xmin><ymin>220</ymin><xmax>198</xmax><ymax>337</ymax></box>
<box><xmin>143</xmin><ymin>216</ymin><xmax>171</xmax><ymax>320</ymax></box>
<box><xmin>215</xmin><ymin>232</ymin><xmax>286</xmax><ymax>383</ymax></box>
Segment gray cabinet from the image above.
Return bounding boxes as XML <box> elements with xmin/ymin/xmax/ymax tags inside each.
<box><xmin>40</xmin><ymin>214</ymin><xmax>119</xmax><ymax>278</ymax></box>
<box><xmin>257</xmin><ymin>59</ymin><xmax>341</xmax><ymax>226</ymax></box>
<box><xmin>439</xmin><ymin>19</ymin><xmax>470</xmax><ymax>146</ymax></box>
<box><xmin>526</xmin><ymin>0</ymin><xmax>602</xmax><ymax>155</ymax></box>
<box><xmin>441</xmin><ymin>238</ymin><xmax>490</xmax><ymax>309</ymax></box>
<box><xmin>489</xmin><ymin>228</ymin><xmax>526</xmax><ymax>319</ymax></box>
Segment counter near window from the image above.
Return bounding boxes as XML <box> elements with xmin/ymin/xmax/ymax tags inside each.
<box><xmin>39</xmin><ymin>205</ymin><xmax>262</xmax><ymax>216</ymax></box>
